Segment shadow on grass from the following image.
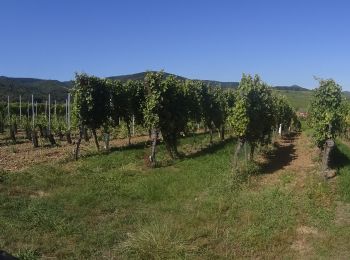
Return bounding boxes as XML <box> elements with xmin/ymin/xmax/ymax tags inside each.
<box><xmin>185</xmin><ymin>137</ymin><xmax>234</xmax><ymax>159</ymax></box>
<box><xmin>151</xmin><ymin>137</ymin><xmax>234</xmax><ymax>168</ymax></box>
<box><xmin>74</xmin><ymin>132</ymin><xmax>232</xmax><ymax>167</ymax></box>
<box><xmin>110</xmin><ymin>141</ymin><xmax>149</xmax><ymax>152</ymax></box>
<box><xmin>71</xmin><ymin>140</ymin><xmax>150</xmax><ymax>161</ymax></box>
<box><xmin>259</xmin><ymin>133</ymin><xmax>298</xmax><ymax>175</ymax></box>
<box><xmin>329</xmin><ymin>144</ymin><xmax>350</xmax><ymax>170</ymax></box>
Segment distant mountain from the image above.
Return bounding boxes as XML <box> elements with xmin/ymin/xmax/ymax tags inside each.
<box><xmin>0</xmin><ymin>72</ymin><xmax>309</xmax><ymax>103</ymax></box>
<box><xmin>107</xmin><ymin>71</ymin><xmax>186</xmax><ymax>81</ymax></box>
<box><xmin>343</xmin><ymin>91</ymin><xmax>350</xmax><ymax>98</ymax></box>
<box><xmin>274</xmin><ymin>85</ymin><xmax>310</xmax><ymax>91</ymax></box>
<box><xmin>200</xmin><ymin>80</ymin><xmax>239</xmax><ymax>89</ymax></box>
<box><xmin>0</xmin><ymin>76</ymin><xmax>72</xmax><ymax>103</ymax></box>
<box><xmin>108</xmin><ymin>72</ymin><xmax>239</xmax><ymax>88</ymax></box>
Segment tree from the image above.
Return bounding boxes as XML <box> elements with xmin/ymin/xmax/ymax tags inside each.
<box><xmin>308</xmin><ymin>79</ymin><xmax>342</xmax><ymax>148</ymax></box>
<box><xmin>272</xmin><ymin>93</ymin><xmax>295</xmax><ymax>134</ymax></box>
<box><xmin>109</xmin><ymin>79</ymin><xmax>123</xmax><ymax>127</ymax></box>
<box><xmin>213</xmin><ymin>88</ymin><xmax>235</xmax><ymax>140</ymax></box>
<box><xmin>308</xmin><ymin>78</ymin><xmax>342</xmax><ymax>172</ymax></box>
<box><xmin>199</xmin><ymin>86</ymin><xmax>235</xmax><ymax>143</ymax></box>
<box><xmin>121</xmin><ymin>80</ymin><xmax>145</xmax><ymax>145</ymax></box>
<box><xmin>228</xmin><ymin>74</ymin><xmax>275</xmax><ymax>164</ymax></box>
<box><xmin>183</xmin><ymin>80</ymin><xmax>203</xmax><ymax>132</ymax></box>
<box><xmin>73</xmin><ymin>73</ymin><xmax>111</xmax><ymax>159</ymax></box>
<box><xmin>109</xmin><ymin>79</ymin><xmax>145</xmax><ymax>146</ymax></box>
<box><xmin>200</xmin><ymin>84</ymin><xmax>222</xmax><ymax>143</ymax></box>
<box><xmin>143</xmin><ymin>71</ymin><xmax>190</xmax><ymax>164</ymax></box>
<box><xmin>143</xmin><ymin>71</ymin><xmax>164</xmax><ymax>166</ymax></box>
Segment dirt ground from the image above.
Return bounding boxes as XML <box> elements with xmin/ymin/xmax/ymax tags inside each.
<box><xmin>0</xmin><ymin>132</ymin><xmax>149</xmax><ymax>172</ymax></box>
<box><xmin>258</xmin><ymin>132</ymin><xmax>317</xmax><ymax>186</ymax></box>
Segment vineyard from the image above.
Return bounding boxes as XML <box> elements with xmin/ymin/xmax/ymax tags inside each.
<box><xmin>1</xmin><ymin>72</ymin><xmax>350</xmax><ymax>258</ymax></box>
<box><xmin>1</xmin><ymin>72</ymin><xmax>299</xmax><ymax>166</ymax></box>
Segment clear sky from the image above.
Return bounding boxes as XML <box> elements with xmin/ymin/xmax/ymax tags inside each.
<box><xmin>1</xmin><ymin>0</ymin><xmax>349</xmax><ymax>89</ymax></box>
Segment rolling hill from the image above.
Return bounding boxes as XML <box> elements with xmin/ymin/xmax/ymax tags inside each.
<box><xmin>108</xmin><ymin>71</ymin><xmax>240</xmax><ymax>88</ymax></box>
<box><xmin>0</xmin><ymin>72</ymin><xmax>314</xmax><ymax>110</ymax></box>
<box><xmin>274</xmin><ymin>85</ymin><xmax>309</xmax><ymax>91</ymax></box>
<box><xmin>0</xmin><ymin>76</ymin><xmax>71</xmax><ymax>103</ymax></box>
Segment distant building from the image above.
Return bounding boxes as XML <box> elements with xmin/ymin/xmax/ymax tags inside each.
<box><xmin>297</xmin><ymin>112</ymin><xmax>308</xmax><ymax>118</ymax></box>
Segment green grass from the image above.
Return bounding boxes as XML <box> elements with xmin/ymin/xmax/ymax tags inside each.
<box><xmin>333</xmin><ymin>141</ymin><xmax>350</xmax><ymax>202</ymax></box>
<box><xmin>1</xmin><ymin>133</ymin><xmax>350</xmax><ymax>258</ymax></box>
<box><xmin>0</xmin><ymin>134</ymin><xmax>294</xmax><ymax>259</ymax></box>
<box><xmin>277</xmin><ymin>89</ymin><xmax>350</xmax><ymax>112</ymax></box>
<box><xmin>304</xmin><ymin>140</ymin><xmax>350</xmax><ymax>259</ymax></box>
<box><xmin>277</xmin><ymin>90</ymin><xmax>313</xmax><ymax>112</ymax></box>
<box><xmin>277</xmin><ymin>89</ymin><xmax>346</xmax><ymax>112</ymax></box>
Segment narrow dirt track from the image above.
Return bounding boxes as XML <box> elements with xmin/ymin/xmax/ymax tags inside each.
<box><xmin>258</xmin><ymin>132</ymin><xmax>317</xmax><ymax>187</ymax></box>
<box><xmin>254</xmin><ymin>133</ymin><xmax>350</xmax><ymax>258</ymax></box>
<box><xmin>257</xmin><ymin>132</ymin><xmax>322</xmax><ymax>258</ymax></box>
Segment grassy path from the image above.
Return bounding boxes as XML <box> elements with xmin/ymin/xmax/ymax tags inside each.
<box><xmin>262</xmin><ymin>133</ymin><xmax>324</xmax><ymax>258</ymax></box>
<box><xmin>257</xmin><ymin>132</ymin><xmax>350</xmax><ymax>259</ymax></box>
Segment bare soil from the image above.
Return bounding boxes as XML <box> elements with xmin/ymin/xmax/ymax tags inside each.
<box><xmin>0</xmin><ymin>132</ymin><xmax>149</xmax><ymax>172</ymax></box>
<box><xmin>258</xmin><ymin>132</ymin><xmax>318</xmax><ymax>187</ymax></box>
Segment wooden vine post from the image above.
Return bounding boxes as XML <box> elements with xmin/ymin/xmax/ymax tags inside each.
<box><xmin>31</xmin><ymin>95</ymin><xmax>38</xmax><ymax>147</ymax></box>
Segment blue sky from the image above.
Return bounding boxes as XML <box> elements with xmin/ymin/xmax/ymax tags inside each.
<box><xmin>1</xmin><ymin>0</ymin><xmax>349</xmax><ymax>89</ymax></box>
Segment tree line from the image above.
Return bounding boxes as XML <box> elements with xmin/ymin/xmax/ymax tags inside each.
<box><xmin>4</xmin><ymin>73</ymin><xmax>350</xmax><ymax>174</ymax></box>
<box><xmin>73</xmin><ymin>71</ymin><xmax>299</xmax><ymax>164</ymax></box>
